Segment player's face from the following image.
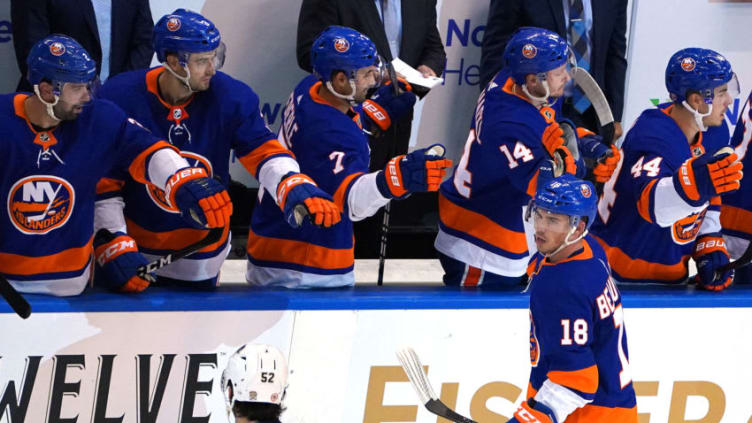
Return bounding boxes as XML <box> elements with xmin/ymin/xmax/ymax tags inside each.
<box><xmin>354</xmin><ymin>65</ymin><xmax>380</xmax><ymax>103</ymax></box>
<box><xmin>532</xmin><ymin>208</ymin><xmax>574</xmax><ymax>254</ymax></box>
<box><xmin>545</xmin><ymin>63</ymin><xmax>571</xmax><ymax>97</ymax></box>
<box><xmin>186</xmin><ymin>49</ymin><xmax>220</xmax><ymax>91</ymax></box>
<box><xmin>704</xmin><ymin>84</ymin><xmax>733</xmax><ymax>127</ymax></box>
<box><xmin>53</xmin><ymin>82</ymin><xmax>92</xmax><ymax>121</ymax></box>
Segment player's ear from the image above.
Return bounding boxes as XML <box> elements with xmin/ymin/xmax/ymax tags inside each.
<box><xmin>686</xmin><ymin>91</ymin><xmax>705</xmax><ymax>110</ymax></box>
<box><xmin>525</xmin><ymin>73</ymin><xmax>538</xmax><ymax>88</ymax></box>
<box><xmin>330</xmin><ymin>71</ymin><xmax>349</xmax><ymax>91</ymax></box>
<box><xmin>165</xmin><ymin>53</ymin><xmax>182</xmax><ymax>72</ymax></box>
<box><xmin>37</xmin><ymin>81</ymin><xmax>56</xmax><ymax>102</ymax></box>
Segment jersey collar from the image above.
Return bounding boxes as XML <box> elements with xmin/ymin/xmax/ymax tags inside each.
<box><xmin>309</xmin><ymin>81</ymin><xmax>361</xmax><ymax>127</ymax></box>
<box><xmin>13</xmin><ymin>94</ymin><xmax>59</xmax><ymax>150</ymax></box>
<box><xmin>660</xmin><ymin>104</ymin><xmax>705</xmax><ymax>156</ymax></box>
<box><xmin>145</xmin><ymin>67</ymin><xmax>194</xmax><ymax>126</ymax></box>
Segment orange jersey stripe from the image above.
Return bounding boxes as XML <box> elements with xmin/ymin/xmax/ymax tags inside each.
<box><xmin>439</xmin><ymin>193</ymin><xmax>529</xmax><ymax>255</ymax></box>
<box><xmin>238</xmin><ymin>139</ymin><xmax>294</xmax><ymax>178</ymax></box>
<box><xmin>721</xmin><ymin>204</ymin><xmax>752</xmax><ymax>235</ymax></box>
<box><xmin>126</xmin><ymin>218</ymin><xmax>229</xmax><ymax>253</ymax></box>
<box><xmin>0</xmin><ymin>236</ymin><xmax>93</xmax><ymax>276</ymax></box>
<box><xmin>128</xmin><ymin>141</ymin><xmax>178</xmax><ymax>185</ymax></box>
<box><xmin>548</xmin><ymin>365</ymin><xmax>599</xmax><ymax>394</ymax></box>
<box><xmin>636</xmin><ymin>179</ymin><xmax>658</xmax><ymax>223</ymax></box>
<box><xmin>96</xmin><ymin>177</ymin><xmax>125</xmax><ymax>195</ymax></box>
<box><xmin>247</xmin><ymin>228</ymin><xmax>353</xmax><ymax>270</ymax></box>
<box><xmin>565</xmin><ymin>404</ymin><xmax>638</xmax><ymax>423</ymax></box>
<box><xmin>333</xmin><ymin>172</ymin><xmax>363</xmax><ymax>211</ymax></box>
<box><xmin>593</xmin><ymin>234</ymin><xmax>689</xmax><ymax>281</ymax></box>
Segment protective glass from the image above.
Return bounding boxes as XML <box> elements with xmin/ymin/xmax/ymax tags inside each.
<box><xmin>527</xmin><ymin>204</ymin><xmax>574</xmax><ymax>235</ymax></box>
<box><xmin>356</xmin><ymin>54</ymin><xmax>387</xmax><ymax>87</ymax></box>
<box><xmin>186</xmin><ymin>42</ymin><xmax>226</xmax><ymax>71</ymax></box>
<box><xmin>56</xmin><ymin>78</ymin><xmax>100</xmax><ymax>104</ymax></box>
<box><xmin>709</xmin><ymin>72</ymin><xmax>740</xmax><ymax>105</ymax></box>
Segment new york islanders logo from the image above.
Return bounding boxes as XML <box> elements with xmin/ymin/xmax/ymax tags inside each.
<box><xmin>167</xmin><ymin>17</ymin><xmax>181</xmax><ymax>32</ymax></box>
<box><xmin>681</xmin><ymin>57</ymin><xmax>696</xmax><ymax>72</ymax></box>
<box><xmin>672</xmin><ymin>209</ymin><xmax>706</xmax><ymax>245</ymax></box>
<box><xmin>522</xmin><ymin>44</ymin><xmax>537</xmax><ymax>59</ymax></box>
<box><xmin>8</xmin><ymin>176</ymin><xmax>75</xmax><ymax>235</ymax></box>
<box><xmin>49</xmin><ymin>42</ymin><xmax>66</xmax><ymax>57</ymax></box>
<box><xmin>333</xmin><ymin>37</ymin><xmax>350</xmax><ymax>53</ymax></box>
<box><xmin>580</xmin><ymin>184</ymin><xmax>592</xmax><ymax>198</ymax></box>
<box><xmin>529</xmin><ymin>311</ymin><xmax>540</xmax><ymax>367</ymax></box>
<box><xmin>146</xmin><ymin>152</ymin><xmax>212</xmax><ymax>213</ymax></box>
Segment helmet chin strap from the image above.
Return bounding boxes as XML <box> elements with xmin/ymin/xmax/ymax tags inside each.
<box><xmin>522</xmin><ymin>79</ymin><xmax>552</xmax><ymax>108</ymax></box>
<box><xmin>163</xmin><ymin>63</ymin><xmax>195</xmax><ymax>95</ymax></box>
<box><xmin>544</xmin><ymin>225</ymin><xmax>588</xmax><ymax>259</ymax></box>
<box><xmin>33</xmin><ymin>84</ymin><xmax>62</xmax><ymax>122</ymax></box>
<box><xmin>682</xmin><ymin>100</ymin><xmax>712</xmax><ymax>132</ymax></box>
<box><xmin>326</xmin><ymin>79</ymin><xmax>357</xmax><ymax>104</ymax></box>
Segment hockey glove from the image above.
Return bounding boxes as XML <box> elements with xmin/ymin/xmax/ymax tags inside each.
<box><xmin>510</xmin><ymin>399</ymin><xmax>557</xmax><ymax>423</ymax></box>
<box><xmin>277</xmin><ymin>172</ymin><xmax>342</xmax><ymax>228</ymax></box>
<box><xmin>362</xmin><ymin>80</ymin><xmax>417</xmax><ymax>131</ymax></box>
<box><xmin>165</xmin><ymin>167</ymin><xmax>233</xmax><ymax>229</ymax></box>
<box><xmin>693</xmin><ymin>234</ymin><xmax>734</xmax><ymax>291</ymax></box>
<box><xmin>541</xmin><ymin>120</ymin><xmax>565</xmax><ymax>158</ymax></box>
<box><xmin>673</xmin><ymin>147</ymin><xmax>743</xmax><ymax>206</ymax></box>
<box><xmin>552</xmin><ymin>146</ymin><xmax>578</xmax><ymax>177</ymax></box>
<box><xmin>576</xmin><ymin>129</ymin><xmax>621</xmax><ymax>183</ymax></box>
<box><xmin>376</xmin><ymin>143</ymin><xmax>453</xmax><ymax>199</ymax></box>
<box><xmin>93</xmin><ymin>230</ymin><xmax>154</xmax><ymax>293</ymax></box>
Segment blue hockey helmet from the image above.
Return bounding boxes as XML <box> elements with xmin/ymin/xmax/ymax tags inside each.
<box><xmin>665</xmin><ymin>48</ymin><xmax>739</xmax><ymax>103</ymax></box>
<box><xmin>503</xmin><ymin>27</ymin><xmax>572</xmax><ymax>84</ymax></box>
<box><xmin>532</xmin><ymin>174</ymin><xmax>597</xmax><ymax>232</ymax></box>
<box><xmin>26</xmin><ymin>34</ymin><xmax>97</xmax><ymax>90</ymax></box>
<box><xmin>153</xmin><ymin>9</ymin><xmax>224</xmax><ymax>67</ymax></box>
<box><xmin>311</xmin><ymin>26</ymin><xmax>382</xmax><ymax>82</ymax></box>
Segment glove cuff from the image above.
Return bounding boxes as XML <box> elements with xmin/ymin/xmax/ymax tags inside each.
<box><xmin>513</xmin><ymin>400</ymin><xmax>556</xmax><ymax>423</ymax></box>
<box><xmin>693</xmin><ymin>234</ymin><xmax>728</xmax><ymax>259</ymax></box>
<box><xmin>277</xmin><ymin>172</ymin><xmax>317</xmax><ymax>209</ymax></box>
<box><xmin>165</xmin><ymin>167</ymin><xmax>209</xmax><ymax>209</ymax></box>
<box><xmin>94</xmin><ymin>232</ymin><xmax>139</xmax><ymax>267</ymax></box>
<box><xmin>362</xmin><ymin>99</ymin><xmax>391</xmax><ymax>130</ymax></box>
<box><xmin>376</xmin><ymin>155</ymin><xmax>407</xmax><ymax>198</ymax></box>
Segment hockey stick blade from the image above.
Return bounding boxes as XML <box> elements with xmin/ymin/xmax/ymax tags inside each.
<box><xmin>572</xmin><ymin>68</ymin><xmax>615</xmax><ymax>145</ymax></box>
<box><xmin>0</xmin><ymin>275</ymin><xmax>32</xmax><ymax>319</ymax></box>
<box><xmin>138</xmin><ymin>227</ymin><xmax>223</xmax><ymax>276</ymax></box>
<box><xmin>396</xmin><ymin>348</ymin><xmax>478</xmax><ymax>423</ymax></box>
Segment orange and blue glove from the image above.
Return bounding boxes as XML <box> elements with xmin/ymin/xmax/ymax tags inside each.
<box><xmin>576</xmin><ymin>127</ymin><xmax>621</xmax><ymax>183</ymax></box>
<box><xmin>362</xmin><ymin>79</ymin><xmax>416</xmax><ymax>131</ymax></box>
<box><xmin>165</xmin><ymin>167</ymin><xmax>233</xmax><ymax>229</ymax></box>
<box><xmin>693</xmin><ymin>233</ymin><xmax>734</xmax><ymax>291</ymax></box>
<box><xmin>277</xmin><ymin>172</ymin><xmax>342</xmax><ymax>228</ymax></box>
<box><xmin>673</xmin><ymin>148</ymin><xmax>743</xmax><ymax>206</ymax></box>
<box><xmin>376</xmin><ymin>143</ymin><xmax>453</xmax><ymax>199</ymax></box>
<box><xmin>93</xmin><ymin>230</ymin><xmax>154</xmax><ymax>293</ymax></box>
<box><xmin>508</xmin><ymin>399</ymin><xmax>557</xmax><ymax>423</ymax></box>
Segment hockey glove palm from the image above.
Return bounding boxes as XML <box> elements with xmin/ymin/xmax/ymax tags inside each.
<box><xmin>362</xmin><ymin>81</ymin><xmax>417</xmax><ymax>131</ymax></box>
<box><xmin>693</xmin><ymin>234</ymin><xmax>733</xmax><ymax>291</ymax></box>
<box><xmin>93</xmin><ymin>230</ymin><xmax>154</xmax><ymax>293</ymax></box>
<box><xmin>673</xmin><ymin>148</ymin><xmax>743</xmax><ymax>206</ymax></box>
<box><xmin>277</xmin><ymin>172</ymin><xmax>342</xmax><ymax>228</ymax></box>
<box><xmin>165</xmin><ymin>168</ymin><xmax>233</xmax><ymax>229</ymax></box>
<box><xmin>376</xmin><ymin>143</ymin><xmax>453</xmax><ymax>199</ymax></box>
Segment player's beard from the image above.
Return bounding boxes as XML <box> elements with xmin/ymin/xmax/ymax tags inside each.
<box><xmin>52</xmin><ymin>101</ymin><xmax>85</xmax><ymax>121</ymax></box>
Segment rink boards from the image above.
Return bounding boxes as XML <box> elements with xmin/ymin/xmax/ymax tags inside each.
<box><xmin>1</xmin><ymin>285</ymin><xmax>752</xmax><ymax>423</ymax></box>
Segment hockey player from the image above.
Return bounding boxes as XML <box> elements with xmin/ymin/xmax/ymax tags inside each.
<box><xmin>508</xmin><ymin>174</ymin><xmax>637</xmax><ymax>423</ymax></box>
<box><xmin>720</xmin><ymin>89</ymin><xmax>752</xmax><ymax>283</ymax></box>
<box><xmin>434</xmin><ymin>27</ymin><xmax>620</xmax><ymax>287</ymax></box>
<box><xmin>245</xmin><ymin>26</ymin><xmax>452</xmax><ymax>288</ymax></box>
<box><xmin>0</xmin><ymin>35</ymin><xmax>232</xmax><ymax>296</ymax></box>
<box><xmin>591</xmin><ymin>48</ymin><xmax>743</xmax><ymax>289</ymax></box>
<box><xmin>95</xmin><ymin>9</ymin><xmax>341</xmax><ymax>290</ymax></box>
<box><xmin>222</xmin><ymin>343</ymin><xmax>288</xmax><ymax>423</ymax></box>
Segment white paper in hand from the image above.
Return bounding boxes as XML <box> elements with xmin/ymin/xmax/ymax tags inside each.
<box><xmin>391</xmin><ymin>58</ymin><xmax>443</xmax><ymax>89</ymax></box>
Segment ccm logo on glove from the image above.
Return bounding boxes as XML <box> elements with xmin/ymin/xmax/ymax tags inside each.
<box><xmin>95</xmin><ymin>236</ymin><xmax>138</xmax><ymax>266</ymax></box>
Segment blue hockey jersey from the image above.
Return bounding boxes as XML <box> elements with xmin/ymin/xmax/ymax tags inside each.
<box><xmin>435</xmin><ymin>71</ymin><xmax>562</xmax><ymax>278</ymax></box>
<box><xmin>98</xmin><ymin>67</ymin><xmax>294</xmax><ymax>281</ymax></box>
<box><xmin>0</xmin><ymin>93</ymin><xmax>173</xmax><ymax>296</ymax></box>
<box><xmin>526</xmin><ymin>236</ymin><xmax>637</xmax><ymax>422</ymax></box>
<box><xmin>590</xmin><ymin>104</ymin><xmax>729</xmax><ymax>284</ymax></box>
<box><xmin>246</xmin><ymin>75</ymin><xmax>372</xmax><ymax>287</ymax></box>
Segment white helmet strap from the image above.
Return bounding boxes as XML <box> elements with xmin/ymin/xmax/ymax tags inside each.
<box><xmin>522</xmin><ymin>77</ymin><xmax>552</xmax><ymax>108</ymax></box>
<box><xmin>326</xmin><ymin>79</ymin><xmax>357</xmax><ymax>103</ymax></box>
<box><xmin>681</xmin><ymin>100</ymin><xmax>712</xmax><ymax>132</ymax></box>
<box><xmin>33</xmin><ymin>84</ymin><xmax>62</xmax><ymax>122</ymax></box>
<box><xmin>163</xmin><ymin>62</ymin><xmax>195</xmax><ymax>95</ymax></box>
<box><xmin>545</xmin><ymin>226</ymin><xmax>588</xmax><ymax>258</ymax></box>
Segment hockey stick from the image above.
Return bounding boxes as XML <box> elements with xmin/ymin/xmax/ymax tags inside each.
<box><xmin>572</xmin><ymin>68</ymin><xmax>615</xmax><ymax>146</ymax></box>
<box><xmin>94</xmin><ymin>227</ymin><xmax>224</xmax><ymax>278</ymax></box>
<box><xmin>396</xmin><ymin>347</ymin><xmax>478</xmax><ymax>423</ymax></box>
<box><xmin>377</xmin><ymin>62</ymin><xmax>403</xmax><ymax>286</ymax></box>
<box><xmin>0</xmin><ymin>275</ymin><xmax>32</xmax><ymax>319</ymax></box>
